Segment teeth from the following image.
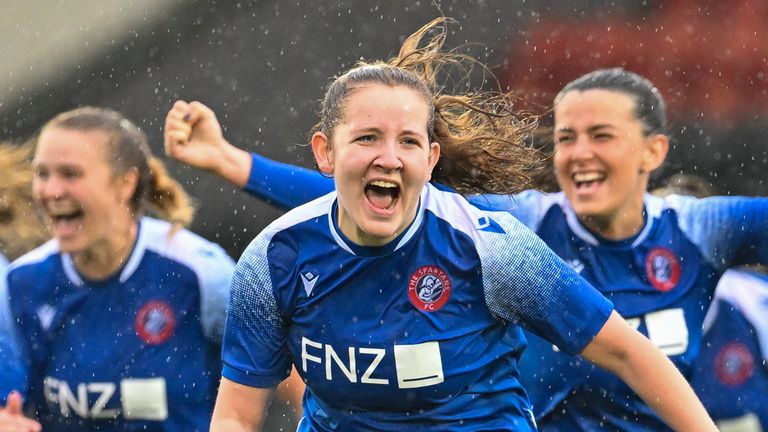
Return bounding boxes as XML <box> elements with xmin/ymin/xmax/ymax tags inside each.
<box><xmin>369</xmin><ymin>180</ymin><xmax>397</xmax><ymax>188</ymax></box>
<box><xmin>573</xmin><ymin>172</ymin><xmax>604</xmax><ymax>183</ymax></box>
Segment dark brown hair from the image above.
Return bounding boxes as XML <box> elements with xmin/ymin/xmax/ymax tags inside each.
<box><xmin>314</xmin><ymin>18</ymin><xmax>547</xmax><ymax>195</ymax></box>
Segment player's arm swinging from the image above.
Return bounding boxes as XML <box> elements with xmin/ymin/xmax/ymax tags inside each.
<box><xmin>210</xmin><ymin>377</ymin><xmax>273</xmax><ymax>432</ymax></box>
<box><xmin>581</xmin><ymin>310</ymin><xmax>717</xmax><ymax>431</ymax></box>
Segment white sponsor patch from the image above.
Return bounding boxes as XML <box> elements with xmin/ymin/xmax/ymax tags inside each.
<box><xmin>394</xmin><ymin>341</ymin><xmax>444</xmax><ymax>389</ymax></box>
<box><xmin>120</xmin><ymin>377</ymin><xmax>168</xmax><ymax>420</ymax></box>
<box><xmin>645</xmin><ymin>308</ymin><xmax>688</xmax><ymax>356</ymax></box>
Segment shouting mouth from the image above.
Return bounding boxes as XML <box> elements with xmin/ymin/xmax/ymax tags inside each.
<box><xmin>365</xmin><ymin>180</ymin><xmax>401</xmax><ymax>212</ymax></box>
<box><xmin>573</xmin><ymin>171</ymin><xmax>606</xmax><ymax>192</ymax></box>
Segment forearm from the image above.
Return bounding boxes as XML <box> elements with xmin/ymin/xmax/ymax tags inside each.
<box><xmin>211</xmin><ymin>141</ymin><xmax>252</xmax><ymax>189</ymax></box>
<box><xmin>596</xmin><ymin>325</ymin><xmax>716</xmax><ymax>431</ymax></box>
<box><xmin>211</xmin><ymin>377</ymin><xmax>272</xmax><ymax>432</ymax></box>
<box><xmin>210</xmin><ymin>418</ymin><xmax>260</xmax><ymax>432</ymax></box>
<box><xmin>582</xmin><ymin>312</ymin><xmax>717</xmax><ymax>431</ymax></box>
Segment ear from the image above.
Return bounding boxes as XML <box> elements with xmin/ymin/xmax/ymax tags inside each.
<box><xmin>311</xmin><ymin>132</ymin><xmax>334</xmax><ymax>175</ymax></box>
<box><xmin>641</xmin><ymin>134</ymin><xmax>668</xmax><ymax>173</ymax></box>
<box><xmin>425</xmin><ymin>142</ymin><xmax>441</xmax><ymax>181</ymax></box>
<box><xmin>116</xmin><ymin>167</ymin><xmax>140</xmax><ymax>204</ymax></box>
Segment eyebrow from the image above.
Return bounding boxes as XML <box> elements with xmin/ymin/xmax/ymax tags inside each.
<box><xmin>555</xmin><ymin>124</ymin><xmax>615</xmax><ymax>134</ymax></box>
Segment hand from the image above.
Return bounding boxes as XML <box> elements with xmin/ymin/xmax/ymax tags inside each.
<box><xmin>164</xmin><ymin>100</ymin><xmax>229</xmax><ymax>172</ymax></box>
<box><xmin>0</xmin><ymin>391</ymin><xmax>41</xmax><ymax>432</ymax></box>
<box><xmin>164</xmin><ymin>100</ymin><xmax>253</xmax><ymax>188</ymax></box>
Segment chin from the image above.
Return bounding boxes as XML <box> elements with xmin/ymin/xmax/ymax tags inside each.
<box><xmin>360</xmin><ymin>221</ymin><xmax>401</xmax><ymax>245</ymax></box>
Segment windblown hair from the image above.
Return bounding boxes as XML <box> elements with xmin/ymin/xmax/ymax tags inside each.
<box><xmin>40</xmin><ymin>107</ymin><xmax>195</xmax><ymax>226</ymax></box>
<box><xmin>0</xmin><ymin>142</ymin><xmax>48</xmax><ymax>260</ymax></box>
<box><xmin>314</xmin><ymin>17</ymin><xmax>547</xmax><ymax>195</ymax></box>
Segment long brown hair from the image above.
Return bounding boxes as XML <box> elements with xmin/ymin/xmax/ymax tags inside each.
<box><xmin>314</xmin><ymin>18</ymin><xmax>547</xmax><ymax>195</ymax></box>
<box><xmin>0</xmin><ymin>142</ymin><xmax>48</xmax><ymax>260</ymax></box>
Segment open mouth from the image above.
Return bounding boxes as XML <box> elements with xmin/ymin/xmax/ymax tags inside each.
<box><xmin>364</xmin><ymin>180</ymin><xmax>400</xmax><ymax>211</ymax></box>
<box><xmin>47</xmin><ymin>207</ymin><xmax>85</xmax><ymax>234</ymax></box>
<box><xmin>572</xmin><ymin>171</ymin><xmax>606</xmax><ymax>190</ymax></box>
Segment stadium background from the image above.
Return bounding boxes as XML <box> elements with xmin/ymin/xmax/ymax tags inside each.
<box><xmin>1</xmin><ymin>1</ymin><xmax>766</xmax><ymax>428</ymax></box>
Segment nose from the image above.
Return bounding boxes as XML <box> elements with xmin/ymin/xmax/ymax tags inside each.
<box><xmin>35</xmin><ymin>175</ymin><xmax>66</xmax><ymax>200</ymax></box>
<box><xmin>373</xmin><ymin>140</ymin><xmax>403</xmax><ymax>171</ymax></box>
<box><xmin>569</xmin><ymin>135</ymin><xmax>594</xmax><ymax>161</ymax></box>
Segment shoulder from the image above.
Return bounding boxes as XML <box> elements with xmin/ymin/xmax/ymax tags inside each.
<box><xmin>6</xmin><ymin>240</ymin><xmax>60</xmax><ymax>278</ymax></box>
<box><xmin>423</xmin><ymin>185</ymin><xmax>545</xmax><ymax>247</ymax></box>
<box><xmin>469</xmin><ymin>189</ymin><xmax>566</xmax><ymax>231</ymax></box>
<box><xmin>140</xmin><ymin>217</ymin><xmax>236</xmax><ymax>279</ymax></box>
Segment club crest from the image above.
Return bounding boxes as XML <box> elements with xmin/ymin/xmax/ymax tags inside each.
<box><xmin>645</xmin><ymin>247</ymin><xmax>680</xmax><ymax>292</ymax></box>
<box><xmin>714</xmin><ymin>342</ymin><xmax>754</xmax><ymax>386</ymax></box>
<box><xmin>135</xmin><ymin>300</ymin><xmax>176</xmax><ymax>345</ymax></box>
<box><xmin>408</xmin><ymin>265</ymin><xmax>452</xmax><ymax>312</ymax></box>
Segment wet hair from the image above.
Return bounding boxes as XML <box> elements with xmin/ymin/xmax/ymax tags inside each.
<box><xmin>0</xmin><ymin>142</ymin><xmax>49</xmax><ymax>260</ymax></box>
<box><xmin>39</xmin><ymin>107</ymin><xmax>195</xmax><ymax>226</ymax></box>
<box><xmin>314</xmin><ymin>17</ymin><xmax>546</xmax><ymax>195</ymax></box>
<box><xmin>554</xmin><ymin>67</ymin><xmax>668</xmax><ymax>137</ymax></box>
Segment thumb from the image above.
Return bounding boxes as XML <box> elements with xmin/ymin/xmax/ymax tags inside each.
<box><xmin>5</xmin><ymin>391</ymin><xmax>23</xmax><ymax>415</ymax></box>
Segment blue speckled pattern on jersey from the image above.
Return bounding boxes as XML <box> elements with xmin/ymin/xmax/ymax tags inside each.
<box><xmin>492</xmin><ymin>190</ymin><xmax>768</xmax><ymax>432</ymax></box>
<box><xmin>1</xmin><ymin>217</ymin><xmax>235</xmax><ymax>432</ymax></box>
<box><xmin>223</xmin><ymin>183</ymin><xmax>613</xmax><ymax>431</ymax></box>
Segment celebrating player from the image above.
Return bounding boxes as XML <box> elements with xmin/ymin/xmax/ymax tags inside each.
<box><xmin>169</xmin><ymin>19</ymin><xmax>717</xmax><ymax>431</ymax></box>
<box><xmin>0</xmin><ymin>107</ymin><xmax>236</xmax><ymax>431</ymax></box>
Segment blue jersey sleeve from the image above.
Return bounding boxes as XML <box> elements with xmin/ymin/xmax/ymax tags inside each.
<box><xmin>667</xmin><ymin>195</ymin><xmax>768</xmax><ymax>269</ymax></box>
<box><xmin>221</xmin><ymin>232</ymin><xmax>291</xmax><ymax>388</ymax></box>
<box><xmin>0</xmin><ymin>259</ymin><xmax>28</xmax><ymax>402</ymax></box>
<box><xmin>244</xmin><ymin>152</ymin><xmax>334</xmax><ymax>210</ymax></box>
<box><xmin>476</xmin><ymin>212</ymin><xmax>614</xmax><ymax>355</ymax></box>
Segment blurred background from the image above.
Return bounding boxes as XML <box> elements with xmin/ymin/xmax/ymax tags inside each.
<box><xmin>2</xmin><ymin>1</ymin><xmax>766</xmax><ymax>429</ymax></box>
<box><xmin>2</xmin><ymin>0</ymin><xmax>766</xmax><ymax>260</ymax></box>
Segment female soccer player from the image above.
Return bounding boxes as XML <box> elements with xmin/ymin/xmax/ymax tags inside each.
<box><xmin>0</xmin><ymin>107</ymin><xmax>236</xmax><ymax>432</ymax></box>
<box><xmin>167</xmin><ymin>61</ymin><xmax>768</xmax><ymax>430</ymax></box>
<box><xmin>169</xmin><ymin>19</ymin><xmax>717</xmax><ymax>431</ymax></box>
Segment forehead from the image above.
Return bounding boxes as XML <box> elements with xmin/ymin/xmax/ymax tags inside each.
<box><xmin>35</xmin><ymin>127</ymin><xmax>110</xmax><ymax>165</ymax></box>
<box><xmin>555</xmin><ymin>89</ymin><xmax>638</xmax><ymax>127</ymax></box>
<box><xmin>341</xmin><ymin>83</ymin><xmax>430</xmax><ymax>131</ymax></box>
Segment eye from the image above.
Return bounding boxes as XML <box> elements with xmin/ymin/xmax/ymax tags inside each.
<box><xmin>34</xmin><ymin>167</ymin><xmax>49</xmax><ymax>179</ymax></box>
<box><xmin>402</xmin><ymin>137</ymin><xmax>421</xmax><ymax>146</ymax></box>
<box><xmin>593</xmin><ymin>133</ymin><xmax>613</xmax><ymax>142</ymax></box>
<box><xmin>60</xmin><ymin>167</ymin><xmax>82</xmax><ymax>179</ymax></box>
<box><xmin>555</xmin><ymin>134</ymin><xmax>574</xmax><ymax>145</ymax></box>
<box><xmin>355</xmin><ymin>134</ymin><xmax>376</xmax><ymax>143</ymax></box>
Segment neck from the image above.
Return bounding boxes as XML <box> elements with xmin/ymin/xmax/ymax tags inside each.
<box><xmin>72</xmin><ymin>221</ymin><xmax>138</xmax><ymax>281</ymax></box>
<box><xmin>579</xmin><ymin>206</ymin><xmax>646</xmax><ymax>241</ymax></box>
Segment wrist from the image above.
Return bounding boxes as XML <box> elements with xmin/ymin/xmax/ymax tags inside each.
<box><xmin>215</xmin><ymin>141</ymin><xmax>252</xmax><ymax>188</ymax></box>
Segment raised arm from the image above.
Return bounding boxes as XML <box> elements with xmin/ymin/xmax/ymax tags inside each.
<box><xmin>211</xmin><ymin>377</ymin><xmax>273</xmax><ymax>432</ymax></box>
<box><xmin>164</xmin><ymin>100</ymin><xmax>333</xmax><ymax>210</ymax></box>
<box><xmin>581</xmin><ymin>311</ymin><xmax>717</xmax><ymax>431</ymax></box>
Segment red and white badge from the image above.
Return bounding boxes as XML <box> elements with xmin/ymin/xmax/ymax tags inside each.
<box><xmin>408</xmin><ymin>265</ymin><xmax>452</xmax><ymax>312</ymax></box>
<box><xmin>645</xmin><ymin>247</ymin><xmax>681</xmax><ymax>292</ymax></box>
<box><xmin>715</xmin><ymin>342</ymin><xmax>754</xmax><ymax>386</ymax></box>
<box><xmin>135</xmin><ymin>300</ymin><xmax>176</xmax><ymax>345</ymax></box>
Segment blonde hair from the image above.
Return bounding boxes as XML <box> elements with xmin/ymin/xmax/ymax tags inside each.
<box><xmin>0</xmin><ymin>142</ymin><xmax>48</xmax><ymax>260</ymax></box>
<box><xmin>314</xmin><ymin>18</ymin><xmax>547</xmax><ymax>195</ymax></box>
<box><xmin>40</xmin><ymin>107</ymin><xmax>195</xmax><ymax>226</ymax></box>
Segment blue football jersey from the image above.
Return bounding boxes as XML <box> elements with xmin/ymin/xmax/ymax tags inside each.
<box><xmin>241</xmin><ymin>154</ymin><xmax>768</xmax><ymax>431</ymax></box>
<box><xmin>0</xmin><ymin>252</ymin><xmax>27</xmax><ymax>399</ymax></box>
<box><xmin>223</xmin><ymin>183</ymin><xmax>613</xmax><ymax>431</ymax></box>
<box><xmin>474</xmin><ymin>191</ymin><xmax>768</xmax><ymax>431</ymax></box>
<box><xmin>690</xmin><ymin>269</ymin><xmax>768</xmax><ymax>431</ymax></box>
<box><xmin>1</xmin><ymin>217</ymin><xmax>235</xmax><ymax>432</ymax></box>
